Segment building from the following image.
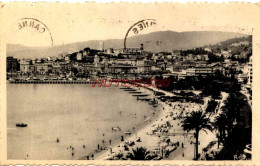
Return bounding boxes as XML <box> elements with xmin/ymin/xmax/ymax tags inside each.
<box><xmin>113</xmin><ymin>65</ymin><xmax>137</xmax><ymax>74</ymax></box>
<box><xmin>116</xmin><ymin>59</ymin><xmax>136</xmax><ymax>66</ymax></box>
<box><xmin>83</xmin><ymin>63</ymin><xmax>94</xmax><ymax>74</ymax></box>
<box><xmin>210</xmin><ymin>62</ymin><xmax>226</xmax><ymax>74</ymax></box>
<box><xmin>35</xmin><ymin>63</ymin><xmax>52</xmax><ymax>74</ymax></box>
<box><xmin>186</xmin><ymin>66</ymin><xmax>214</xmax><ymax>76</ymax></box>
<box><xmin>137</xmin><ymin>59</ymin><xmax>151</xmax><ymax>73</ymax></box>
<box><xmin>20</xmin><ymin>59</ymin><xmax>31</xmax><ymax>73</ymax></box>
<box><xmin>28</xmin><ymin>65</ymin><xmax>36</xmax><ymax>73</ymax></box>
<box><xmin>6</xmin><ymin>56</ymin><xmax>19</xmax><ymax>72</ymax></box>
<box><xmin>52</xmin><ymin>63</ymin><xmax>61</xmax><ymax>74</ymax></box>
<box><xmin>99</xmin><ymin>42</ymin><xmax>104</xmax><ymax>51</ymax></box>
<box><xmin>247</xmin><ymin>57</ymin><xmax>252</xmax><ymax>87</ymax></box>
<box><xmin>94</xmin><ymin>55</ymin><xmax>100</xmax><ymax>67</ymax></box>
<box><xmin>76</xmin><ymin>52</ymin><xmax>83</xmax><ymax>61</ymax></box>
<box><xmin>106</xmin><ymin>48</ymin><xmax>114</xmax><ymax>54</ymax></box>
<box><xmin>65</xmin><ymin>55</ymin><xmax>70</xmax><ymax>63</ymax></box>
<box><xmin>238</xmin><ymin>73</ymin><xmax>248</xmax><ymax>83</ymax></box>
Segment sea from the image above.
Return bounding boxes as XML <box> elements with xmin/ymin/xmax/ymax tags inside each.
<box><xmin>7</xmin><ymin>84</ymin><xmax>158</xmax><ymax>160</ymax></box>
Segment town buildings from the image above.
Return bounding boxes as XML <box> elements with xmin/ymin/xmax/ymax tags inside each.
<box><xmin>6</xmin><ymin>37</ymin><xmax>252</xmax><ymax>94</ymax></box>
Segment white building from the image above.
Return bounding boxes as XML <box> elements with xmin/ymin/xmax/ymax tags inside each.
<box><xmin>76</xmin><ymin>52</ymin><xmax>83</xmax><ymax>61</ymax></box>
<box><xmin>98</xmin><ymin>42</ymin><xmax>104</xmax><ymax>51</ymax></box>
<box><xmin>247</xmin><ymin>56</ymin><xmax>252</xmax><ymax>87</ymax></box>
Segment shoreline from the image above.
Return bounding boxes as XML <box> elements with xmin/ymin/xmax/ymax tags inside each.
<box><xmin>80</xmin><ymin>84</ymin><xmax>164</xmax><ymax>160</ymax></box>
<box><xmin>83</xmin><ymin>84</ymin><xmax>218</xmax><ymax>161</ymax></box>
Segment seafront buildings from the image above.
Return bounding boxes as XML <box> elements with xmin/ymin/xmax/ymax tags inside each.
<box><xmin>6</xmin><ymin>36</ymin><xmax>252</xmax><ymax>160</ymax></box>
<box><xmin>6</xmin><ymin>36</ymin><xmax>252</xmax><ymax>109</ymax></box>
<box><xmin>7</xmin><ymin>37</ymin><xmax>252</xmax><ymax>94</ymax></box>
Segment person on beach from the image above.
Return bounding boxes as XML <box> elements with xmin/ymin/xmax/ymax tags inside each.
<box><xmin>98</xmin><ymin>144</ymin><xmax>100</xmax><ymax>150</ymax></box>
<box><xmin>109</xmin><ymin>139</ymin><xmax>112</xmax><ymax>145</ymax></box>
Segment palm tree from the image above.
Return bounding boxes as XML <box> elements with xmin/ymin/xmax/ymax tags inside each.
<box><xmin>182</xmin><ymin>110</ymin><xmax>212</xmax><ymax>160</ymax></box>
<box><xmin>221</xmin><ymin>93</ymin><xmax>243</xmax><ymax>133</ymax></box>
<box><xmin>214</xmin><ymin>113</ymin><xmax>228</xmax><ymax>145</ymax></box>
<box><xmin>127</xmin><ymin>147</ymin><xmax>151</xmax><ymax>160</ymax></box>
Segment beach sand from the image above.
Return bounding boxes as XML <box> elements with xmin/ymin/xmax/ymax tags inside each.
<box><xmin>84</xmin><ymin>85</ymin><xmax>219</xmax><ymax>160</ymax></box>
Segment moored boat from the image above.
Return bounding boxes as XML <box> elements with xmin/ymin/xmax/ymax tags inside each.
<box><xmin>16</xmin><ymin>123</ymin><xmax>27</xmax><ymax>127</ymax></box>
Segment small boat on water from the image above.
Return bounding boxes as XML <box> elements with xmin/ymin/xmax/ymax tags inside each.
<box><xmin>16</xmin><ymin>123</ymin><xmax>27</xmax><ymax>127</ymax></box>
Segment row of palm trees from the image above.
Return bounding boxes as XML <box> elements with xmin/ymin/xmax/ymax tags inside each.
<box><xmin>214</xmin><ymin>93</ymin><xmax>245</xmax><ymax>144</ymax></box>
<box><xmin>125</xmin><ymin>111</ymin><xmax>212</xmax><ymax>160</ymax></box>
<box><xmin>124</xmin><ymin>93</ymin><xmax>243</xmax><ymax>160</ymax></box>
<box><xmin>181</xmin><ymin>92</ymin><xmax>243</xmax><ymax>160</ymax></box>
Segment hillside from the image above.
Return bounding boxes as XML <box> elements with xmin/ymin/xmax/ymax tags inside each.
<box><xmin>7</xmin><ymin>31</ymin><xmax>248</xmax><ymax>58</ymax></box>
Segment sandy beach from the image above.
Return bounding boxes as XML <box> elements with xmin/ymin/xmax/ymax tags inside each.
<box><xmin>83</xmin><ymin>84</ymin><xmax>219</xmax><ymax>160</ymax></box>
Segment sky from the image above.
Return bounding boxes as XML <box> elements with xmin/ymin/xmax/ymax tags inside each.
<box><xmin>1</xmin><ymin>2</ymin><xmax>257</xmax><ymax>47</ymax></box>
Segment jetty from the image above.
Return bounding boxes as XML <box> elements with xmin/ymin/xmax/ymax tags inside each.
<box><xmin>129</xmin><ymin>91</ymin><xmax>142</xmax><ymax>94</ymax></box>
<box><xmin>137</xmin><ymin>98</ymin><xmax>151</xmax><ymax>101</ymax></box>
<box><xmin>119</xmin><ymin>87</ymin><xmax>133</xmax><ymax>90</ymax></box>
<box><xmin>132</xmin><ymin>94</ymin><xmax>149</xmax><ymax>97</ymax></box>
<box><xmin>124</xmin><ymin>89</ymin><xmax>136</xmax><ymax>92</ymax></box>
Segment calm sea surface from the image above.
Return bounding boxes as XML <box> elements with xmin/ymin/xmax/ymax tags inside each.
<box><xmin>7</xmin><ymin>84</ymin><xmax>157</xmax><ymax>160</ymax></box>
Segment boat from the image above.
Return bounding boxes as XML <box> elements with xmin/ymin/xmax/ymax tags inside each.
<box><xmin>112</xmin><ymin>126</ymin><xmax>121</xmax><ymax>131</ymax></box>
<box><xmin>16</xmin><ymin>123</ymin><xmax>27</xmax><ymax>127</ymax></box>
<box><xmin>124</xmin><ymin>131</ymin><xmax>132</xmax><ymax>135</ymax></box>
